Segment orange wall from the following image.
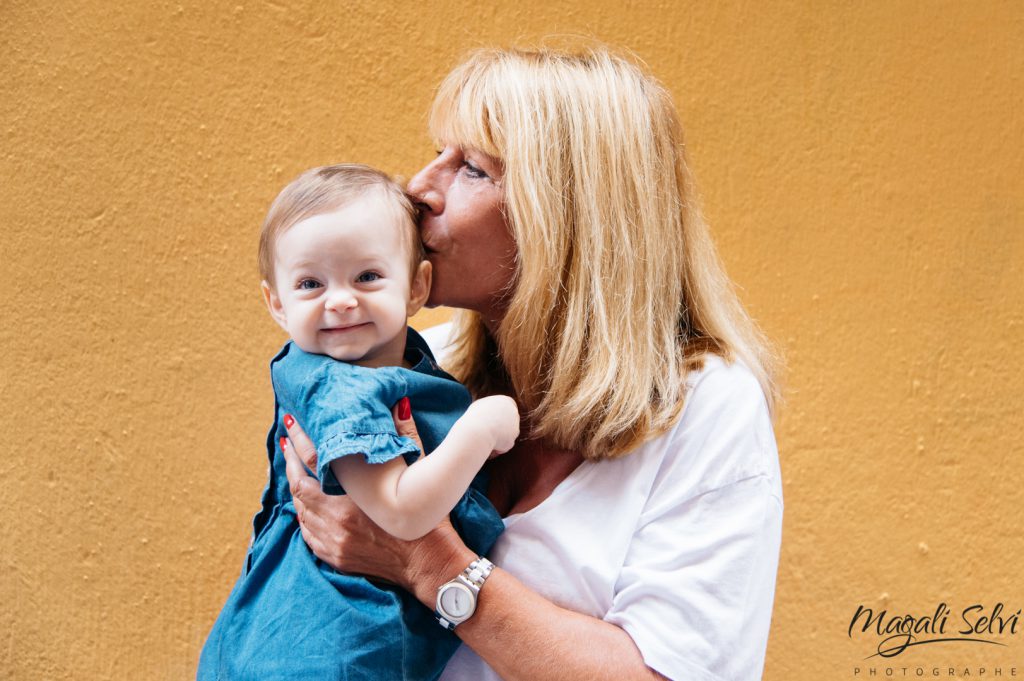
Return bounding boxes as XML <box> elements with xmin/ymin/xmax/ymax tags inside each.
<box><xmin>2</xmin><ymin>2</ymin><xmax>1022</xmax><ymax>678</ymax></box>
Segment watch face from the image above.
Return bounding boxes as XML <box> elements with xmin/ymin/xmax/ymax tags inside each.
<box><xmin>440</xmin><ymin>584</ymin><xmax>473</xmax><ymax>618</ymax></box>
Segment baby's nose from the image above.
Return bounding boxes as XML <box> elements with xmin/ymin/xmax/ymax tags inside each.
<box><xmin>325</xmin><ymin>289</ymin><xmax>358</xmax><ymax>311</ymax></box>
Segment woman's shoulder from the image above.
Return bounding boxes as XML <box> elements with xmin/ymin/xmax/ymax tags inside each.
<box><xmin>683</xmin><ymin>354</ymin><xmax>769</xmax><ymax>421</ymax></box>
<box><xmin>418</xmin><ymin>322</ymin><xmax>456</xmax><ymax>364</ymax></box>
<box><xmin>633</xmin><ymin>354</ymin><xmax>781</xmax><ymax>503</ymax></box>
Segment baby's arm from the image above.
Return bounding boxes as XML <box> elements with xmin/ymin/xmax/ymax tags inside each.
<box><xmin>331</xmin><ymin>395</ymin><xmax>519</xmax><ymax>541</ymax></box>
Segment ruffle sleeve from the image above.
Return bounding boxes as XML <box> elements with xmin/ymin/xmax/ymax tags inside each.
<box><xmin>270</xmin><ymin>343</ymin><xmax>421</xmax><ymax>495</ymax></box>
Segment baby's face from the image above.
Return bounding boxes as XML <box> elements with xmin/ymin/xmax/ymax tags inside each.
<box><xmin>263</xmin><ymin>192</ymin><xmax>427</xmax><ymax>368</ymax></box>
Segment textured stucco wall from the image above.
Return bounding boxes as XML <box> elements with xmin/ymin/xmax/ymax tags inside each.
<box><xmin>2</xmin><ymin>2</ymin><xmax>1022</xmax><ymax>679</ymax></box>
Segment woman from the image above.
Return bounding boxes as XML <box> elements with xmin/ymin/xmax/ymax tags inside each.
<box><xmin>282</xmin><ymin>46</ymin><xmax>783</xmax><ymax>680</ymax></box>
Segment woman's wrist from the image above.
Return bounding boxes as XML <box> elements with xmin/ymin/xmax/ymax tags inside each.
<box><xmin>402</xmin><ymin>524</ymin><xmax>478</xmax><ymax>606</ymax></box>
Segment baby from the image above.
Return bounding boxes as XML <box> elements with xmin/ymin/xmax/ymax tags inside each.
<box><xmin>198</xmin><ymin>164</ymin><xmax>517</xmax><ymax>681</ymax></box>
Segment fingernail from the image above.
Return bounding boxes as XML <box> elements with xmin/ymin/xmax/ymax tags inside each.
<box><xmin>284</xmin><ymin>413</ymin><xmax>295</xmax><ymax>428</ymax></box>
<box><xmin>279</xmin><ymin>436</ymin><xmax>287</xmax><ymax>451</ymax></box>
<box><xmin>398</xmin><ymin>397</ymin><xmax>411</xmax><ymax>421</ymax></box>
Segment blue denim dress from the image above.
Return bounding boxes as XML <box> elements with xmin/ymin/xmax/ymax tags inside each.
<box><xmin>198</xmin><ymin>329</ymin><xmax>504</xmax><ymax>681</ymax></box>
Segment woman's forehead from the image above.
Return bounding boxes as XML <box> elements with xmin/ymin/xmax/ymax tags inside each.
<box><xmin>429</xmin><ymin>127</ymin><xmax>499</xmax><ymax>160</ymax></box>
<box><xmin>430</xmin><ymin>135</ymin><xmax>497</xmax><ymax>160</ymax></box>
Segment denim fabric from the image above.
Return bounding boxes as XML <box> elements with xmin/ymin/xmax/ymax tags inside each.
<box><xmin>198</xmin><ymin>328</ymin><xmax>504</xmax><ymax>681</ymax></box>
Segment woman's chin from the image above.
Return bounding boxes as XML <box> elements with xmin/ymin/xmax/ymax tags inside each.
<box><xmin>425</xmin><ymin>289</ymin><xmax>449</xmax><ymax>308</ymax></box>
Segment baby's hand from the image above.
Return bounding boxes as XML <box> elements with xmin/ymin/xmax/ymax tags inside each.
<box><xmin>464</xmin><ymin>395</ymin><xmax>520</xmax><ymax>458</ymax></box>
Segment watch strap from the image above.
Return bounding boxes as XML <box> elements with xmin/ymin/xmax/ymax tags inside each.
<box><xmin>462</xmin><ymin>557</ymin><xmax>494</xmax><ymax>592</ymax></box>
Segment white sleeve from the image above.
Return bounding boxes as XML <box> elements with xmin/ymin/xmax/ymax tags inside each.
<box><xmin>603</xmin><ymin>363</ymin><xmax>784</xmax><ymax>681</ymax></box>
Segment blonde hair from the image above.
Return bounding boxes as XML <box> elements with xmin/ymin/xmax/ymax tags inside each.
<box><xmin>431</xmin><ymin>46</ymin><xmax>781</xmax><ymax>460</ymax></box>
<box><xmin>258</xmin><ymin>163</ymin><xmax>421</xmax><ymax>287</ymax></box>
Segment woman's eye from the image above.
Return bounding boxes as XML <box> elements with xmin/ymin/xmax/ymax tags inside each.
<box><xmin>296</xmin><ymin>279</ymin><xmax>321</xmax><ymax>290</ymax></box>
<box><xmin>356</xmin><ymin>271</ymin><xmax>382</xmax><ymax>283</ymax></box>
<box><xmin>462</xmin><ymin>160</ymin><xmax>488</xmax><ymax>179</ymax></box>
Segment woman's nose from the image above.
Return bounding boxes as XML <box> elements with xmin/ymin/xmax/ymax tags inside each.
<box><xmin>407</xmin><ymin>154</ymin><xmax>447</xmax><ymax>214</ymax></box>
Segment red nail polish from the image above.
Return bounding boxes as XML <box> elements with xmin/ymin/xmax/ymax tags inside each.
<box><xmin>279</xmin><ymin>436</ymin><xmax>287</xmax><ymax>451</ymax></box>
<box><xmin>284</xmin><ymin>414</ymin><xmax>295</xmax><ymax>428</ymax></box>
<box><xmin>398</xmin><ymin>397</ymin><xmax>411</xmax><ymax>420</ymax></box>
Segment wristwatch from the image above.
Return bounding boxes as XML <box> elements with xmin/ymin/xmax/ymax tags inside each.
<box><xmin>435</xmin><ymin>556</ymin><xmax>494</xmax><ymax>630</ymax></box>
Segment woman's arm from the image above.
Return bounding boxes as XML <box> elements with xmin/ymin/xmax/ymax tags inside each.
<box><xmin>282</xmin><ymin>415</ymin><xmax>667</xmax><ymax>681</ymax></box>
<box><xmin>402</xmin><ymin>532</ymin><xmax>670</xmax><ymax>681</ymax></box>
<box><xmin>332</xmin><ymin>395</ymin><xmax>519</xmax><ymax>541</ymax></box>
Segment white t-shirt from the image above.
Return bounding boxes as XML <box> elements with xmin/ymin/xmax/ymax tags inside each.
<box><xmin>422</xmin><ymin>324</ymin><xmax>783</xmax><ymax>681</ymax></box>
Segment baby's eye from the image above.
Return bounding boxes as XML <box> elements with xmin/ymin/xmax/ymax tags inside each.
<box><xmin>296</xmin><ymin>278</ymin><xmax>322</xmax><ymax>290</ymax></box>
<box><xmin>356</xmin><ymin>271</ymin><xmax>382</xmax><ymax>283</ymax></box>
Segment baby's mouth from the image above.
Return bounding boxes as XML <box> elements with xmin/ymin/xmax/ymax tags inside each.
<box><xmin>322</xmin><ymin>322</ymin><xmax>370</xmax><ymax>333</ymax></box>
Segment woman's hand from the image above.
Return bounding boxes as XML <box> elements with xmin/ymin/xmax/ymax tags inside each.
<box><xmin>281</xmin><ymin>402</ymin><xmax>475</xmax><ymax>595</ymax></box>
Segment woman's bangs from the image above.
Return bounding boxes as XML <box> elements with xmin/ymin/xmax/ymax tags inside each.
<box><xmin>428</xmin><ymin>62</ymin><xmax>502</xmax><ymax>158</ymax></box>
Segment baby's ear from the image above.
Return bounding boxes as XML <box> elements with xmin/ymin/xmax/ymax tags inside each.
<box><xmin>262</xmin><ymin>280</ymin><xmax>289</xmax><ymax>332</ymax></box>
<box><xmin>407</xmin><ymin>260</ymin><xmax>432</xmax><ymax>315</ymax></box>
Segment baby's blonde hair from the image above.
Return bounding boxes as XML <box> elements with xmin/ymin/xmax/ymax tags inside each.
<box><xmin>258</xmin><ymin>164</ymin><xmax>421</xmax><ymax>288</ymax></box>
<box><xmin>431</xmin><ymin>46</ymin><xmax>780</xmax><ymax>460</ymax></box>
